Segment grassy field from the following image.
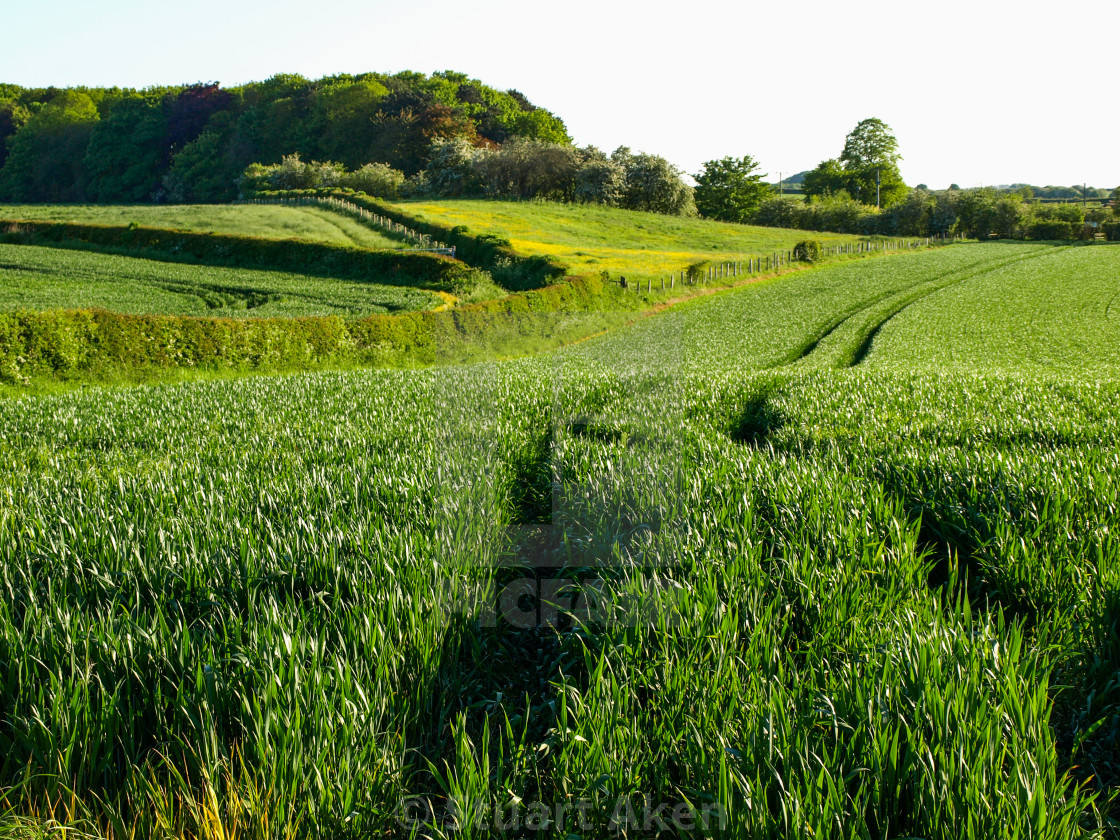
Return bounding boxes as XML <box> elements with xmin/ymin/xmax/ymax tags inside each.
<box><xmin>395</xmin><ymin>198</ymin><xmax>862</xmax><ymax>279</ymax></box>
<box><xmin>0</xmin><ymin>243</ymin><xmax>444</xmax><ymax>317</ymax></box>
<box><xmin>0</xmin><ymin>203</ymin><xmax>407</xmax><ymax>250</ymax></box>
<box><xmin>1</xmin><ymin>243</ymin><xmax>1118</xmax><ymax>838</ymax></box>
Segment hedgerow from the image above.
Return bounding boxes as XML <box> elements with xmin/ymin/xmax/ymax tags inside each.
<box><xmin>0</xmin><ymin>219</ymin><xmax>470</xmax><ymax>291</ymax></box>
<box><xmin>250</xmin><ymin>189</ymin><xmax>569</xmax><ymax>291</ymax></box>
<box><xmin>0</xmin><ymin>274</ymin><xmax>627</xmax><ymax>384</ymax></box>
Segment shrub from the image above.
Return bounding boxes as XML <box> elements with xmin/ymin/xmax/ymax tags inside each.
<box><xmin>793</xmin><ymin>240</ymin><xmax>823</xmax><ymax>262</ymax></box>
<box><xmin>339</xmin><ymin>162</ymin><xmax>405</xmax><ymax>199</ymax></box>
<box><xmin>1102</xmin><ymin>221</ymin><xmax>1120</xmax><ymax>241</ymax></box>
<box><xmin>685</xmin><ymin>260</ymin><xmax>713</xmax><ymax>283</ymax></box>
<box><xmin>1026</xmin><ymin>220</ymin><xmax>1075</xmax><ymax>241</ymax></box>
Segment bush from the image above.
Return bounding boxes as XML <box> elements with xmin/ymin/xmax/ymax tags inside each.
<box><xmin>1026</xmin><ymin>220</ymin><xmax>1075</xmax><ymax>241</ymax></box>
<box><xmin>241</xmin><ymin>155</ymin><xmax>405</xmax><ymax>199</ymax></box>
<box><xmin>339</xmin><ymin>162</ymin><xmax>405</xmax><ymax>199</ymax></box>
<box><xmin>685</xmin><ymin>260</ymin><xmax>713</xmax><ymax>283</ymax></box>
<box><xmin>793</xmin><ymin>240</ymin><xmax>823</xmax><ymax>262</ymax></box>
<box><xmin>1102</xmin><ymin>221</ymin><xmax>1120</xmax><ymax>241</ymax></box>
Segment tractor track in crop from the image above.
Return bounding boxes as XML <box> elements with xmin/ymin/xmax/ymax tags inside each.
<box><xmin>847</xmin><ymin>246</ymin><xmax>1058</xmax><ymax>367</ymax></box>
<box><xmin>783</xmin><ymin>247</ymin><xmax>1054</xmax><ymax>370</ymax></box>
<box><xmin>782</xmin><ymin>253</ymin><xmax>1012</xmax><ymax>366</ymax></box>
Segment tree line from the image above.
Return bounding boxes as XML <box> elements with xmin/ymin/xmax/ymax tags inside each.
<box><xmin>3</xmin><ymin>79</ymin><xmax>1114</xmax><ymax>239</ymax></box>
<box><xmin>0</xmin><ymin>71</ymin><xmax>570</xmax><ymax>203</ymax></box>
<box><xmin>689</xmin><ymin>118</ymin><xmax>1120</xmax><ymax>239</ymax></box>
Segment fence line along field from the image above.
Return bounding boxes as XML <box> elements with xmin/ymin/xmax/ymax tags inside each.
<box><xmin>394</xmin><ymin>198</ymin><xmax>866</xmax><ymax>280</ymax></box>
<box><xmin>0</xmin><ymin>203</ymin><xmax>409</xmax><ymax>250</ymax></box>
<box><xmin>0</xmin><ymin>239</ymin><xmax>1118</xmax><ymax>838</ymax></box>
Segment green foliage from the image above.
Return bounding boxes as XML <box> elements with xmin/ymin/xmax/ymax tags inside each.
<box><xmin>693</xmin><ymin>155</ymin><xmax>769</xmax><ymax>223</ymax></box>
<box><xmin>801</xmin><ymin>158</ymin><xmax>848</xmax><ymax>199</ymax></box>
<box><xmin>0</xmin><ymin>100</ymin><xmax>30</xmax><ymax>170</ymax></box>
<box><xmin>0</xmin><ymin>72</ymin><xmax>572</xmax><ymax>203</ymax></box>
<box><xmin>405</xmin><ymin>141</ymin><xmax>695</xmax><ymax>217</ymax></box>
<box><xmin>1027</xmin><ymin>220</ymin><xmax>1076</xmax><ymax>240</ymax></box>
<box><xmin>242</xmin><ymin>153</ymin><xmax>346</xmax><ymax>192</ymax></box>
<box><xmin>312</xmin><ymin>78</ymin><xmax>390</xmax><ymax>167</ymax></box>
<box><xmin>343</xmin><ymin>161</ymin><xmax>406</xmax><ymax>198</ymax></box>
<box><xmin>613</xmin><ymin>147</ymin><xmax>696</xmax><ymax>216</ymax></box>
<box><xmin>83</xmin><ymin>95</ymin><xmax>167</xmax><ymax>202</ymax></box>
<box><xmin>474</xmin><ymin>137</ymin><xmax>580</xmax><ymax>200</ymax></box>
<box><xmin>685</xmin><ymin>259</ymin><xmax>713</xmax><ymax>282</ymax></box>
<box><xmin>241</xmin><ymin>156</ymin><xmax>406</xmax><ymax>199</ymax></box>
<box><xmin>792</xmin><ymin>239</ymin><xmax>823</xmax><ymax>262</ymax></box>
<box><xmin>162</xmin><ymin>128</ymin><xmax>240</xmax><ymax>203</ymax></box>
<box><xmin>804</xmin><ymin>119</ymin><xmax>908</xmax><ymax>208</ymax></box>
<box><xmin>573</xmin><ymin>147</ymin><xmax>625</xmax><ymax>205</ymax></box>
<box><xmin>753</xmin><ymin>194</ymin><xmax>882</xmax><ymax>235</ymax></box>
<box><xmin>421</xmin><ymin>137</ymin><xmax>484</xmax><ymax>196</ymax></box>
<box><xmin>845</xmin><ymin>163</ymin><xmax>909</xmax><ymax>208</ymax></box>
<box><xmin>0</xmin><ymin>91</ymin><xmax>100</xmax><ymax>201</ymax></box>
<box><xmin>840</xmin><ymin>117</ymin><xmax>902</xmax><ymax>170</ymax></box>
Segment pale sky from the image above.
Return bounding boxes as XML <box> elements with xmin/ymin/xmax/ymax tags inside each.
<box><xmin>2</xmin><ymin>0</ymin><xmax>1117</xmax><ymax>190</ymax></box>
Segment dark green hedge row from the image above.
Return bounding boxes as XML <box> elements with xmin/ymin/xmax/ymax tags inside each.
<box><xmin>1103</xmin><ymin>221</ymin><xmax>1120</xmax><ymax>242</ymax></box>
<box><xmin>1023</xmin><ymin>220</ymin><xmax>1096</xmax><ymax>242</ymax></box>
<box><xmin>0</xmin><ymin>274</ymin><xmax>627</xmax><ymax>384</ymax></box>
<box><xmin>254</xmin><ymin>189</ymin><xmax>569</xmax><ymax>291</ymax></box>
<box><xmin>0</xmin><ymin>219</ymin><xmax>472</xmax><ymax>291</ymax></box>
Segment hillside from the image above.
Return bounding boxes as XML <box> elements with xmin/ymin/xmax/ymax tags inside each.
<box><xmin>0</xmin><ymin>203</ymin><xmax>407</xmax><ymax>249</ymax></box>
<box><xmin>0</xmin><ymin>243</ymin><xmax>444</xmax><ymax>318</ymax></box>
<box><xmin>395</xmin><ymin>198</ymin><xmax>861</xmax><ymax>279</ymax></box>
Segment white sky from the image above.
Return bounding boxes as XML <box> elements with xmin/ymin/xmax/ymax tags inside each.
<box><xmin>3</xmin><ymin>0</ymin><xmax>1117</xmax><ymax>190</ymax></box>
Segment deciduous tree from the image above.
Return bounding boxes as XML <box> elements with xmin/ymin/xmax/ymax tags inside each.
<box><xmin>693</xmin><ymin>155</ymin><xmax>769</xmax><ymax>223</ymax></box>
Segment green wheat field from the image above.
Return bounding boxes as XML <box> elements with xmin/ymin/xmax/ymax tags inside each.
<box><xmin>0</xmin><ymin>204</ymin><xmax>1117</xmax><ymax>838</ymax></box>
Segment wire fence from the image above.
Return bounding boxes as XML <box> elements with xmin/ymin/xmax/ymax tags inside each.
<box><xmin>616</xmin><ymin>233</ymin><xmax>961</xmax><ymax>294</ymax></box>
<box><xmin>239</xmin><ymin>196</ymin><xmax>456</xmax><ymax>257</ymax></box>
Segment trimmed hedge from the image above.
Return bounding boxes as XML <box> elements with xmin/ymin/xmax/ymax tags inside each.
<box><xmin>0</xmin><ymin>219</ymin><xmax>472</xmax><ymax>291</ymax></box>
<box><xmin>1103</xmin><ymin>221</ymin><xmax>1120</xmax><ymax>242</ymax></box>
<box><xmin>0</xmin><ymin>274</ymin><xmax>630</xmax><ymax>385</ymax></box>
<box><xmin>253</xmin><ymin>189</ymin><xmax>569</xmax><ymax>291</ymax></box>
<box><xmin>1025</xmin><ymin>220</ymin><xmax>1075</xmax><ymax>239</ymax></box>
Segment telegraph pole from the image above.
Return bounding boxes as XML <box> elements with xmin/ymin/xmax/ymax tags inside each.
<box><xmin>779</xmin><ymin>171</ymin><xmax>783</xmax><ymax>197</ymax></box>
<box><xmin>876</xmin><ymin>168</ymin><xmax>881</xmax><ymax>209</ymax></box>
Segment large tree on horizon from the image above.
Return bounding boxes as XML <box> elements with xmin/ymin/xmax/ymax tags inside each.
<box><xmin>804</xmin><ymin>118</ymin><xmax>908</xmax><ymax>208</ymax></box>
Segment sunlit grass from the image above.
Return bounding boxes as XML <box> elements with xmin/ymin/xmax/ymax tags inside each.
<box><xmin>0</xmin><ymin>243</ymin><xmax>442</xmax><ymax>317</ymax></box>
<box><xmin>395</xmin><ymin>199</ymin><xmax>862</xmax><ymax>279</ymax></box>
<box><xmin>0</xmin><ymin>204</ymin><xmax>406</xmax><ymax>250</ymax></box>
